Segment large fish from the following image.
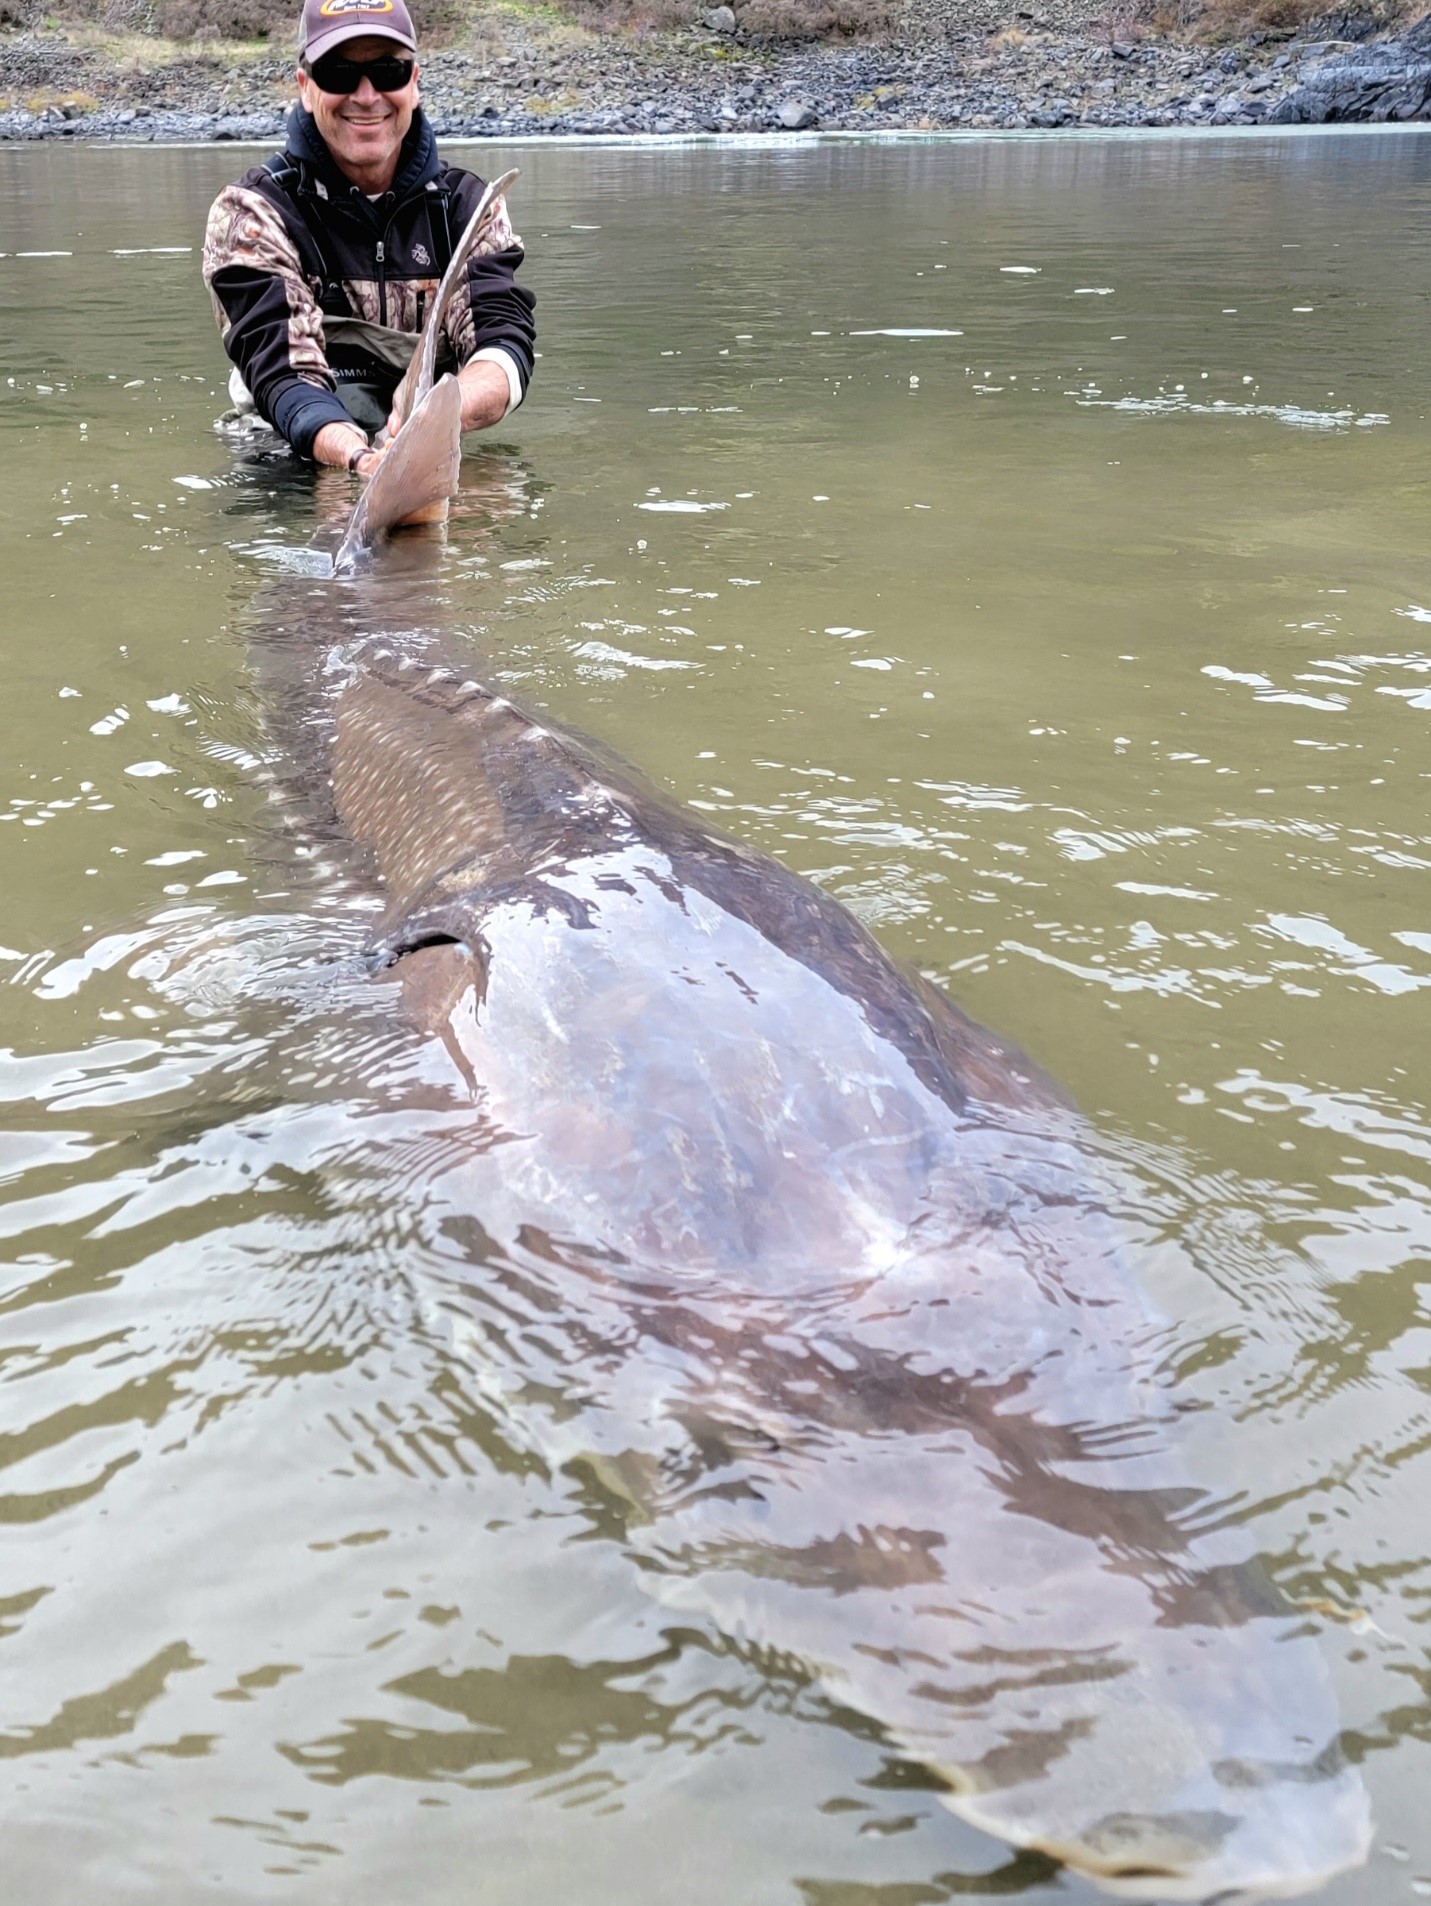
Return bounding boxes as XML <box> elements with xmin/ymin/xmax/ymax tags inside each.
<box><xmin>281</xmin><ymin>201</ymin><xmax>1370</xmax><ymax>1892</ymax></box>
<box><xmin>231</xmin><ymin>540</ymin><xmax>1372</xmax><ymax>1899</ymax></box>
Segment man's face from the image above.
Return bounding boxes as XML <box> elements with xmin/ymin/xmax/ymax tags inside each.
<box><xmin>297</xmin><ymin>35</ymin><xmax>420</xmax><ymax>181</ymax></box>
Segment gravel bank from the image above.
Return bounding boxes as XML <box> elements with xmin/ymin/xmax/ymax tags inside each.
<box><xmin>3</xmin><ymin>10</ymin><xmax>1430</xmax><ymax>141</ymax></box>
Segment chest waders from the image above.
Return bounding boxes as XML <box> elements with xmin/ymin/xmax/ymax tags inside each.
<box><xmin>227</xmin><ymin>314</ymin><xmax>460</xmax><ymax>438</ymax></box>
<box><xmin>324</xmin><ymin>313</ymin><xmax>433</xmax><ymax>433</ymax></box>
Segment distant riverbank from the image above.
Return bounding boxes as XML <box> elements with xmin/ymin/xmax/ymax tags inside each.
<box><xmin>4</xmin><ymin>6</ymin><xmax>1431</xmax><ymax>142</ymax></box>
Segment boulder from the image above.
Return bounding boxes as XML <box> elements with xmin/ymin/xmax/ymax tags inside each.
<box><xmin>1268</xmin><ymin>45</ymin><xmax>1431</xmax><ymax>120</ymax></box>
<box><xmin>777</xmin><ymin>97</ymin><xmax>818</xmax><ymax>128</ymax></box>
<box><xmin>703</xmin><ymin>5</ymin><xmax>737</xmax><ymax>30</ymax></box>
<box><xmin>1266</xmin><ymin>13</ymin><xmax>1431</xmax><ymax>120</ymax></box>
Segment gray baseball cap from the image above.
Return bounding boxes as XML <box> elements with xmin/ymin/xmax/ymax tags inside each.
<box><xmin>298</xmin><ymin>0</ymin><xmax>417</xmax><ymax>64</ymax></box>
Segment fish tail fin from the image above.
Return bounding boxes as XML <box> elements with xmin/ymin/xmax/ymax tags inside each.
<box><xmin>333</xmin><ymin>374</ymin><xmax>463</xmax><ymax>574</ymax></box>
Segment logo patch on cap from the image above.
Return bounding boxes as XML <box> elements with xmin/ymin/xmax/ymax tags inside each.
<box><xmin>319</xmin><ymin>0</ymin><xmax>393</xmax><ymax>14</ymax></box>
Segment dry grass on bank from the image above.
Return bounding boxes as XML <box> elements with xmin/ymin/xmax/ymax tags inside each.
<box><xmin>1</xmin><ymin>0</ymin><xmax>1420</xmax><ymax>49</ymax></box>
<box><xmin>736</xmin><ymin>0</ymin><xmax>896</xmax><ymax>38</ymax></box>
<box><xmin>1124</xmin><ymin>0</ymin><xmax>1310</xmax><ymax>35</ymax></box>
<box><xmin>1190</xmin><ymin>0</ymin><xmax>1407</xmax><ymax>32</ymax></box>
<box><xmin>5</xmin><ymin>0</ymin><xmax>896</xmax><ymax>43</ymax></box>
<box><xmin>0</xmin><ymin>0</ymin><xmax>287</xmax><ymax>35</ymax></box>
<box><xmin>1</xmin><ymin>0</ymin><xmax>500</xmax><ymax>40</ymax></box>
<box><xmin>1189</xmin><ymin>0</ymin><xmax>1316</xmax><ymax>34</ymax></box>
<box><xmin>1095</xmin><ymin>0</ymin><xmax>1412</xmax><ymax>37</ymax></box>
<box><xmin>559</xmin><ymin>0</ymin><xmax>893</xmax><ymax>37</ymax></box>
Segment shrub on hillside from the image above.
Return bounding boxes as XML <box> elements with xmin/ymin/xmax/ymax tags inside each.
<box><xmin>554</xmin><ymin>0</ymin><xmax>699</xmax><ymax>29</ymax></box>
<box><xmin>11</xmin><ymin>0</ymin><xmax>473</xmax><ymax>43</ymax></box>
<box><xmin>739</xmin><ymin>0</ymin><xmax>894</xmax><ymax>35</ymax></box>
<box><xmin>1110</xmin><ymin>0</ymin><xmax>1406</xmax><ymax>35</ymax></box>
<box><xmin>1185</xmin><ymin>0</ymin><xmax>1318</xmax><ymax>32</ymax></box>
<box><xmin>558</xmin><ymin>0</ymin><xmax>892</xmax><ymax>34</ymax></box>
<box><xmin>151</xmin><ymin>0</ymin><xmax>289</xmax><ymax>35</ymax></box>
<box><xmin>411</xmin><ymin>0</ymin><xmax>469</xmax><ymax>37</ymax></box>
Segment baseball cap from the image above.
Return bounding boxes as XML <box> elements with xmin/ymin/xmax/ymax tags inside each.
<box><xmin>298</xmin><ymin>0</ymin><xmax>417</xmax><ymax>64</ymax></box>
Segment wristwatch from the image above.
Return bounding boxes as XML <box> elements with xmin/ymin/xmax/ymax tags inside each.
<box><xmin>346</xmin><ymin>438</ymin><xmax>369</xmax><ymax>474</ymax></box>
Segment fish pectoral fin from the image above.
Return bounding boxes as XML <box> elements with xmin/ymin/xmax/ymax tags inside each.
<box><xmin>394</xmin><ymin>932</ymin><xmax>485</xmax><ymax>1018</ymax></box>
<box><xmin>380</xmin><ymin>933</ymin><xmax>489</xmax><ymax>1096</ymax></box>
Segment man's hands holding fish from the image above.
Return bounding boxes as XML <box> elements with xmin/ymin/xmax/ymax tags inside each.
<box><xmin>312</xmin><ymin>355</ymin><xmax>511</xmax><ymax>481</ymax></box>
<box><xmin>384</xmin><ymin>354</ymin><xmax>513</xmax><ymax>445</ymax></box>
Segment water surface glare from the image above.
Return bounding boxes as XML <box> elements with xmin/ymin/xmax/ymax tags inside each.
<box><xmin>1</xmin><ymin>134</ymin><xmax>1429</xmax><ymax>1905</ymax></box>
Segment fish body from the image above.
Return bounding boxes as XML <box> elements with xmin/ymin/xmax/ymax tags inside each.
<box><xmin>303</xmin><ymin>646</ymin><xmax>1372</xmax><ymax>1902</ymax></box>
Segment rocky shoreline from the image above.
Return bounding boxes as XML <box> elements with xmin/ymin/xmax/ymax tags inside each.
<box><xmin>3</xmin><ymin>10</ymin><xmax>1431</xmax><ymax>142</ymax></box>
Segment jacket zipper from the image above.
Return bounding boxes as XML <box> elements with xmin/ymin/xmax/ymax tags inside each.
<box><xmin>323</xmin><ymin>185</ymin><xmax>431</xmax><ymax>327</ymax></box>
<box><xmin>375</xmin><ymin>194</ymin><xmax>411</xmax><ymax>329</ymax></box>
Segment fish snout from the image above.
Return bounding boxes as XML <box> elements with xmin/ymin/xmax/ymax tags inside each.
<box><xmin>930</xmin><ymin>1665</ymin><xmax>1370</xmax><ymax>1906</ymax></box>
<box><xmin>1036</xmin><ymin>1756</ymin><xmax>1372</xmax><ymax>1902</ymax></box>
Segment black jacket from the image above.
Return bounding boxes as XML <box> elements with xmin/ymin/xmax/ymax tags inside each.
<box><xmin>202</xmin><ymin>108</ymin><xmax>535</xmax><ymax>456</ymax></box>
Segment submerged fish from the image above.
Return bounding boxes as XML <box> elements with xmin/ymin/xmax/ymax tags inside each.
<box><xmin>254</xmin><ymin>220</ymin><xmax>1371</xmax><ymax>1891</ymax></box>
<box><xmin>230</xmin><ymin>556</ymin><xmax>1371</xmax><ymax>1898</ymax></box>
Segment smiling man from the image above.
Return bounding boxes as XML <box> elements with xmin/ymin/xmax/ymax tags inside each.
<box><xmin>202</xmin><ymin>0</ymin><xmax>534</xmax><ymax>477</ymax></box>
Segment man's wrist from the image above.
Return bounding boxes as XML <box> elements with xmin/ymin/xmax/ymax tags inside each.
<box><xmin>313</xmin><ymin>420</ymin><xmax>371</xmax><ymax>470</ymax></box>
<box><xmin>458</xmin><ymin>356</ymin><xmax>518</xmax><ymax>433</ymax></box>
<box><xmin>472</xmin><ymin>346</ymin><xmax>524</xmax><ymax>420</ymax></box>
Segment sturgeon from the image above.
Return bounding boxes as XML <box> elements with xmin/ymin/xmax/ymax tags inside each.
<box><xmin>260</xmin><ymin>240</ymin><xmax>1371</xmax><ymax>1895</ymax></box>
<box><xmin>234</xmin><ymin>552</ymin><xmax>1372</xmax><ymax>1902</ymax></box>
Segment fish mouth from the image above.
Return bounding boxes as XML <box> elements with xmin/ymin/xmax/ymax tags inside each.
<box><xmin>936</xmin><ymin>1762</ymin><xmax>1372</xmax><ymax>1903</ymax></box>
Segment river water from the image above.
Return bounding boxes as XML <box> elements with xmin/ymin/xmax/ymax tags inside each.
<box><xmin>1</xmin><ymin>131</ymin><xmax>1429</xmax><ymax>1904</ymax></box>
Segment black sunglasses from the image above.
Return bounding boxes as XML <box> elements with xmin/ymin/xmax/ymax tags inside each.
<box><xmin>306</xmin><ymin>51</ymin><xmax>414</xmax><ymax>95</ymax></box>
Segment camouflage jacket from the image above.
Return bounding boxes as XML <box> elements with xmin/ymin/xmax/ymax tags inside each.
<box><xmin>202</xmin><ymin>107</ymin><xmax>535</xmax><ymax>457</ymax></box>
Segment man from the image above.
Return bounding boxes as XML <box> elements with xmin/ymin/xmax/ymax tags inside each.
<box><xmin>203</xmin><ymin>0</ymin><xmax>534</xmax><ymax>478</ymax></box>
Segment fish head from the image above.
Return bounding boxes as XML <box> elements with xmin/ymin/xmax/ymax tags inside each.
<box><xmin>630</xmin><ymin>1266</ymin><xmax>1371</xmax><ymax>1905</ymax></box>
<box><xmin>922</xmin><ymin>1604</ymin><xmax>1372</xmax><ymax>1902</ymax></box>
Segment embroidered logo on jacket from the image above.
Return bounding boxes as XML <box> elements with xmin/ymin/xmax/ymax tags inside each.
<box><xmin>412</xmin><ymin>242</ymin><xmax>431</xmax><ymax>267</ymax></box>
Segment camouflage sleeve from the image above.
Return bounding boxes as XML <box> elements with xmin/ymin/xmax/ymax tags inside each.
<box><xmin>439</xmin><ymin>182</ymin><xmax>537</xmax><ymax>399</ymax></box>
<box><xmin>202</xmin><ymin>183</ymin><xmax>352</xmax><ymax>458</ymax></box>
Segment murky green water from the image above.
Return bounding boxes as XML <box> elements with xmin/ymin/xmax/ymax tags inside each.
<box><xmin>1</xmin><ymin>132</ymin><xmax>1429</xmax><ymax>1904</ymax></box>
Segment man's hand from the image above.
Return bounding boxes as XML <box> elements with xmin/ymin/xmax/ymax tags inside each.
<box><xmin>313</xmin><ymin>419</ymin><xmax>385</xmax><ymax>478</ymax></box>
<box><xmin>383</xmin><ymin>359</ymin><xmax>510</xmax><ymax>446</ymax></box>
<box><xmin>384</xmin><ymin>388</ymin><xmax>408</xmax><ymax>443</ymax></box>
